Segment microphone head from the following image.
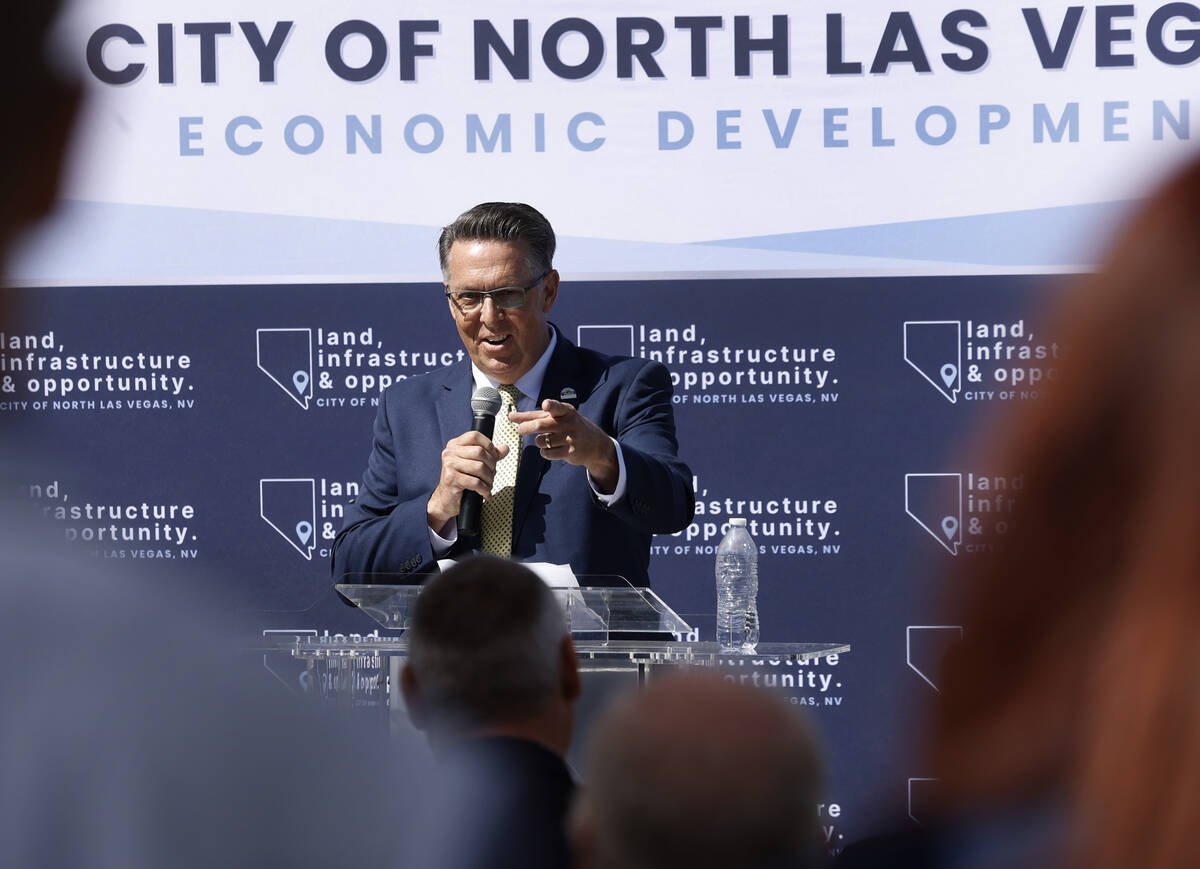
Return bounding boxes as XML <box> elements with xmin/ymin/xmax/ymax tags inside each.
<box><xmin>470</xmin><ymin>385</ymin><xmax>503</xmax><ymax>416</ymax></box>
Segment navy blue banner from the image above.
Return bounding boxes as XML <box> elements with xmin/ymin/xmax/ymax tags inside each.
<box><xmin>4</xmin><ymin>272</ymin><xmax>1062</xmax><ymax>839</ymax></box>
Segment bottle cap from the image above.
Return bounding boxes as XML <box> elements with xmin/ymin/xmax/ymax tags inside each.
<box><xmin>730</xmin><ymin>517</ymin><xmax>747</xmax><ymax>526</ymax></box>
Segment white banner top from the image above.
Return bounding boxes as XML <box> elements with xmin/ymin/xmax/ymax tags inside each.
<box><xmin>16</xmin><ymin>0</ymin><xmax>1199</xmax><ymax>282</ymax></box>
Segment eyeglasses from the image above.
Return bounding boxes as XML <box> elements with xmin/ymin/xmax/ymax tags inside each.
<box><xmin>445</xmin><ymin>271</ymin><xmax>550</xmax><ymax>315</ymax></box>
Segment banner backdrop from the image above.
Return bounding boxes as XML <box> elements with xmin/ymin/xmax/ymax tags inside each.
<box><xmin>9</xmin><ymin>0</ymin><xmax>1197</xmax><ymax>847</ymax></box>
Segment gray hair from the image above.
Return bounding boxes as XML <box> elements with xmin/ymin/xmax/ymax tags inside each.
<box><xmin>406</xmin><ymin>556</ymin><xmax>567</xmax><ymax>731</ymax></box>
<box><xmin>437</xmin><ymin>202</ymin><xmax>556</xmax><ymax>282</ymax></box>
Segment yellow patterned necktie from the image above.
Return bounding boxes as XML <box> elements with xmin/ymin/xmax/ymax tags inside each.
<box><xmin>480</xmin><ymin>384</ymin><xmax>522</xmax><ymax>556</ymax></box>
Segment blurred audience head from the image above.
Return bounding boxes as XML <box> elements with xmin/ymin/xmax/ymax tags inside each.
<box><xmin>930</xmin><ymin>158</ymin><xmax>1200</xmax><ymax>868</ymax></box>
<box><xmin>1</xmin><ymin>1</ymin><xmax>80</xmax><ymax>268</ymax></box>
<box><xmin>0</xmin><ymin>536</ymin><xmax>425</xmax><ymax>868</ymax></box>
<box><xmin>402</xmin><ymin>555</ymin><xmax>580</xmax><ymax>754</ymax></box>
<box><xmin>0</xmin><ymin>14</ymin><xmax>422</xmax><ymax>860</ymax></box>
<box><xmin>572</xmin><ymin>672</ymin><xmax>826</xmax><ymax>869</ymax></box>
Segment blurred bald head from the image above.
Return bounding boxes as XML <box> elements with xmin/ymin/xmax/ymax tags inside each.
<box><xmin>574</xmin><ymin>673</ymin><xmax>826</xmax><ymax>869</ymax></box>
<box><xmin>401</xmin><ymin>556</ymin><xmax>580</xmax><ymax>755</ymax></box>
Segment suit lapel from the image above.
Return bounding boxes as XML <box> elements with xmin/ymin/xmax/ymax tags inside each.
<box><xmin>435</xmin><ymin>360</ymin><xmax>475</xmax><ymax>470</ymax></box>
<box><xmin>512</xmin><ymin>327</ymin><xmax>580</xmax><ymax>544</ymax></box>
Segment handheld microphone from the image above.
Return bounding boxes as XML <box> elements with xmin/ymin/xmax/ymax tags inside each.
<box><xmin>457</xmin><ymin>385</ymin><xmax>503</xmax><ymax>537</ymax></box>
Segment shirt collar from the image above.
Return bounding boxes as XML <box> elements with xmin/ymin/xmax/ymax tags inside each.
<box><xmin>470</xmin><ymin>326</ymin><xmax>557</xmax><ymax>403</ymax></box>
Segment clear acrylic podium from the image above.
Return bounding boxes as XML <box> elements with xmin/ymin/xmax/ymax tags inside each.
<box><xmin>262</xmin><ymin>579</ymin><xmax>851</xmax><ymax>674</ymax></box>
<box><xmin>252</xmin><ymin>581</ymin><xmax>849</xmax><ymax>773</ymax></box>
<box><xmin>257</xmin><ymin>580</ymin><xmax>850</xmax><ymax>752</ymax></box>
<box><xmin>335</xmin><ymin>580</ymin><xmax>692</xmax><ymax>640</ymax></box>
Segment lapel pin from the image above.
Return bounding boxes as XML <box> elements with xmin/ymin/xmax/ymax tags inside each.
<box><xmin>559</xmin><ymin>387</ymin><xmax>578</xmax><ymax>402</ymax></box>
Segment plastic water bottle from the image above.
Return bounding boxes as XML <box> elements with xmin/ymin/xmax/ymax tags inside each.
<box><xmin>716</xmin><ymin>518</ymin><xmax>759</xmax><ymax>653</ymax></box>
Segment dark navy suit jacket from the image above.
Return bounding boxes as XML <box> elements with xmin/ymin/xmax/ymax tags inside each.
<box><xmin>332</xmin><ymin>327</ymin><xmax>694</xmax><ymax>586</ymax></box>
<box><xmin>413</xmin><ymin>737</ymin><xmax>576</xmax><ymax>869</ymax></box>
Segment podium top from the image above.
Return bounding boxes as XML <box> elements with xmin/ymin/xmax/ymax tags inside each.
<box><xmin>336</xmin><ymin>582</ymin><xmax>692</xmax><ymax>637</ymax></box>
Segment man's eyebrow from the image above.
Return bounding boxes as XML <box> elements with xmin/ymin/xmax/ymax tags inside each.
<box><xmin>448</xmin><ymin>280</ymin><xmax>521</xmax><ymax>293</ymax></box>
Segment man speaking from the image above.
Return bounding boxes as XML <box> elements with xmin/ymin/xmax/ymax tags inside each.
<box><xmin>333</xmin><ymin>202</ymin><xmax>694</xmax><ymax>585</ymax></box>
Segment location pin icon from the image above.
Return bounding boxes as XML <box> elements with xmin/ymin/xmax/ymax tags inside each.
<box><xmin>293</xmin><ymin>370</ymin><xmax>310</xmax><ymax>395</ymax></box>
<box><xmin>940</xmin><ymin>364</ymin><xmax>957</xmax><ymax>388</ymax></box>
<box><xmin>296</xmin><ymin>521</ymin><xmax>313</xmax><ymax>545</ymax></box>
<box><xmin>941</xmin><ymin>516</ymin><xmax>959</xmax><ymax>540</ymax></box>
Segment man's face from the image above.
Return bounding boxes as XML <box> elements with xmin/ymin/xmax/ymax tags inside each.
<box><xmin>445</xmin><ymin>239</ymin><xmax>558</xmax><ymax>384</ymax></box>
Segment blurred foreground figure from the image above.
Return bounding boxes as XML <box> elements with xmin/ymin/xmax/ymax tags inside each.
<box><xmin>936</xmin><ymin>160</ymin><xmax>1200</xmax><ymax>869</ymax></box>
<box><xmin>0</xmin><ymin>556</ymin><xmax>419</xmax><ymax>867</ymax></box>
<box><xmin>0</xmin><ymin>6</ymin><xmax>419</xmax><ymax>867</ymax></box>
<box><xmin>843</xmin><ymin>161</ymin><xmax>1200</xmax><ymax>869</ymax></box>
<box><xmin>571</xmin><ymin>673</ymin><xmax>827</xmax><ymax>869</ymax></box>
<box><xmin>0</xmin><ymin>6</ymin><xmax>78</xmax><ymax>271</ymax></box>
<box><xmin>401</xmin><ymin>556</ymin><xmax>581</xmax><ymax>869</ymax></box>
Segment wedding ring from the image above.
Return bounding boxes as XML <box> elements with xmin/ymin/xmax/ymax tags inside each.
<box><xmin>544</xmin><ymin>434</ymin><xmax>553</xmax><ymax>449</ymax></box>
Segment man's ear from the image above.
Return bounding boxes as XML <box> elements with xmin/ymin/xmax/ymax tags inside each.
<box><xmin>400</xmin><ymin>664</ymin><xmax>428</xmax><ymax>731</ymax></box>
<box><xmin>560</xmin><ymin>635</ymin><xmax>581</xmax><ymax>703</ymax></box>
<box><xmin>540</xmin><ymin>269</ymin><xmax>559</xmax><ymax>313</ymax></box>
